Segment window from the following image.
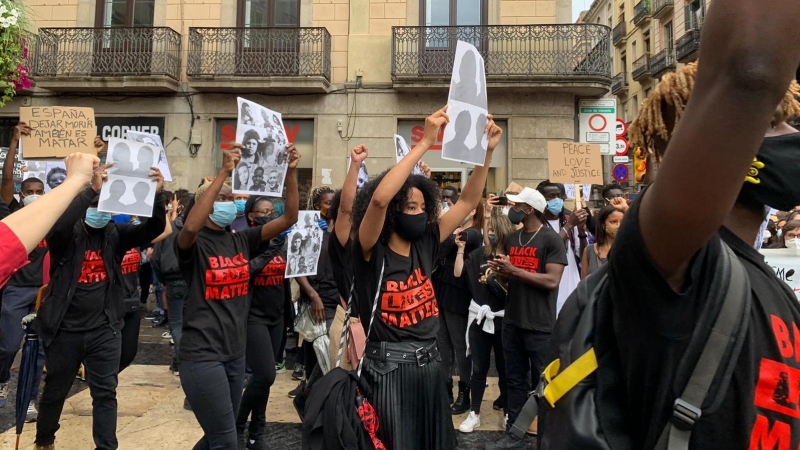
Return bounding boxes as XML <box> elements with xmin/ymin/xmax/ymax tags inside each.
<box><xmin>422</xmin><ymin>0</ymin><xmax>486</xmax><ymax>27</ymax></box>
<box><xmin>663</xmin><ymin>21</ymin><xmax>673</xmax><ymax>52</ymax></box>
<box><xmin>644</xmin><ymin>87</ymin><xmax>651</xmax><ymax>98</ymax></box>
<box><xmin>238</xmin><ymin>0</ymin><xmax>299</xmax><ymax>27</ymax></box>
<box><xmin>631</xmin><ymin>95</ymin><xmax>639</xmax><ymax>117</ymax></box>
<box><xmin>685</xmin><ymin>0</ymin><xmax>704</xmax><ymax>30</ymax></box>
<box><xmin>620</xmin><ymin>56</ymin><xmax>627</xmax><ymax>75</ymax></box>
<box><xmin>644</xmin><ymin>36</ymin><xmax>651</xmax><ymax>53</ymax></box>
<box><xmin>96</xmin><ymin>0</ymin><xmax>154</xmax><ymax>27</ymax></box>
<box><xmin>622</xmin><ymin>101</ymin><xmax>629</xmax><ymax>122</ymax></box>
<box><xmin>631</xmin><ymin>41</ymin><xmax>637</xmax><ymax>61</ymax></box>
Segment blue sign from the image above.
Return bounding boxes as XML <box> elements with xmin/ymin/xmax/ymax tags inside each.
<box><xmin>613</xmin><ymin>164</ymin><xmax>629</xmax><ymax>182</ymax></box>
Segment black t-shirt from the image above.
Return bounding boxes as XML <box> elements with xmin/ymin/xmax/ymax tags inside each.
<box><xmin>464</xmin><ymin>248</ymin><xmax>505</xmax><ymax>313</ymax></box>
<box><xmin>353</xmin><ymin>226</ymin><xmax>441</xmax><ymax>343</ymax></box>
<box><xmin>302</xmin><ymin>232</ymin><xmax>340</xmax><ymax>309</ymax></box>
<box><xmin>8</xmin><ymin>239</ymin><xmax>47</xmax><ymax>287</ymax></box>
<box><xmin>250</xmin><ymin>239</ymin><xmax>287</xmax><ymax>326</ymax></box>
<box><xmin>329</xmin><ymin>234</ymin><xmax>353</xmax><ymax>307</ymax></box>
<box><xmin>178</xmin><ymin>226</ymin><xmax>261</xmax><ymax>362</ymax></box>
<box><xmin>62</xmin><ymin>231</ymin><xmax>109</xmax><ymax>331</ymax></box>
<box><xmin>504</xmin><ymin>227</ymin><xmax>567</xmax><ymax>332</ymax></box>
<box><xmin>610</xmin><ymin>191</ymin><xmax>800</xmax><ymax>449</ymax></box>
<box><xmin>434</xmin><ymin>228</ymin><xmax>483</xmax><ymax>313</ymax></box>
<box><xmin>120</xmin><ymin>247</ymin><xmax>140</xmax><ymax>299</ymax></box>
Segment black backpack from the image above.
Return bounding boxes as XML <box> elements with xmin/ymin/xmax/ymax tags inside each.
<box><xmin>511</xmin><ymin>241</ymin><xmax>751</xmax><ymax>450</ymax></box>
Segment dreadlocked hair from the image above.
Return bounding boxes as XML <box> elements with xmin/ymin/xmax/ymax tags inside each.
<box><xmin>307</xmin><ymin>186</ymin><xmax>335</xmax><ymax>210</ymax></box>
<box><xmin>351</xmin><ymin>170</ymin><xmax>441</xmax><ymax>245</ymax></box>
<box><xmin>630</xmin><ymin>61</ymin><xmax>800</xmax><ymax>161</ymax></box>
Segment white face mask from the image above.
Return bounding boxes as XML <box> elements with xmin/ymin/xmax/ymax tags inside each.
<box><xmin>21</xmin><ymin>194</ymin><xmax>41</xmax><ymax>206</ymax></box>
<box><xmin>787</xmin><ymin>238</ymin><xmax>800</xmax><ymax>249</ymax></box>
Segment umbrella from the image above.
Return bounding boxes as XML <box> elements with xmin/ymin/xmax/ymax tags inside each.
<box><xmin>14</xmin><ymin>285</ymin><xmax>47</xmax><ymax>450</ymax></box>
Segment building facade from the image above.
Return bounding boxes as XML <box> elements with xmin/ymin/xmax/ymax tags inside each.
<box><xmin>4</xmin><ymin>0</ymin><xmax>612</xmax><ymax>193</ymax></box>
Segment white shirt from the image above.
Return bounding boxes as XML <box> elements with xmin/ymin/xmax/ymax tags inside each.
<box><xmin>549</xmin><ymin>219</ymin><xmax>581</xmax><ymax>317</ymax></box>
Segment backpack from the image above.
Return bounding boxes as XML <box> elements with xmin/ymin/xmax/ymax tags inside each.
<box><xmin>152</xmin><ymin>219</ymin><xmax>183</xmax><ymax>279</ymax></box>
<box><xmin>511</xmin><ymin>241</ymin><xmax>751</xmax><ymax>450</ymax></box>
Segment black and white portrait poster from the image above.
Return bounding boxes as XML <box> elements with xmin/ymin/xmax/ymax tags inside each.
<box><xmin>23</xmin><ymin>159</ymin><xmax>65</xmax><ymax>193</ymax></box>
<box><xmin>126</xmin><ymin>130</ymin><xmax>172</xmax><ymax>182</ymax></box>
<box><xmin>442</xmin><ymin>40</ymin><xmax>489</xmax><ymax>166</ymax></box>
<box><xmin>99</xmin><ymin>137</ymin><xmax>158</xmax><ymax>217</ymax></box>
<box><xmin>285</xmin><ymin>211</ymin><xmax>323</xmax><ymax>279</ymax></box>
<box><xmin>347</xmin><ymin>157</ymin><xmax>370</xmax><ymax>188</ymax></box>
<box><xmin>394</xmin><ymin>135</ymin><xmax>424</xmax><ymax>176</ymax></box>
<box><xmin>234</xmin><ymin>97</ymin><xmax>290</xmax><ymax>197</ymax></box>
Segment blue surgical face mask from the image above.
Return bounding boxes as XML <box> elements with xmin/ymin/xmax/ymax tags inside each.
<box><xmin>234</xmin><ymin>200</ymin><xmax>247</xmax><ymax>215</ymax></box>
<box><xmin>85</xmin><ymin>208</ymin><xmax>112</xmax><ymax>229</ymax></box>
<box><xmin>777</xmin><ymin>229</ymin><xmax>783</xmax><ymax>238</ymax></box>
<box><xmin>209</xmin><ymin>201</ymin><xmax>237</xmax><ymax>228</ymax></box>
<box><xmin>547</xmin><ymin>198</ymin><xmax>564</xmax><ymax>215</ymax></box>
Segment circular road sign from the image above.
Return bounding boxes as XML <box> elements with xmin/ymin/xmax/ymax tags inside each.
<box><xmin>615</xmin><ymin>137</ymin><xmax>629</xmax><ymax>156</ymax></box>
<box><xmin>616</xmin><ymin>119</ymin><xmax>627</xmax><ymax>137</ymax></box>
<box><xmin>613</xmin><ymin>163</ymin><xmax>629</xmax><ymax>182</ymax></box>
<box><xmin>588</xmin><ymin>114</ymin><xmax>607</xmax><ymax>132</ymax></box>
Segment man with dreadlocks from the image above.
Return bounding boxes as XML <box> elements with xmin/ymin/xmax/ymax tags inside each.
<box><xmin>595</xmin><ymin>4</ymin><xmax>800</xmax><ymax>446</ymax></box>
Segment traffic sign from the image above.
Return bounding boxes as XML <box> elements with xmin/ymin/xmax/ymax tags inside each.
<box><xmin>579</xmin><ymin>99</ymin><xmax>616</xmax><ymax>156</ymax></box>
<box><xmin>613</xmin><ymin>163</ymin><xmax>629</xmax><ymax>182</ymax></box>
<box><xmin>616</xmin><ymin>119</ymin><xmax>627</xmax><ymax>137</ymax></box>
<box><xmin>615</xmin><ymin>137</ymin><xmax>629</xmax><ymax>156</ymax></box>
<box><xmin>613</xmin><ymin>156</ymin><xmax>630</xmax><ymax>163</ymax></box>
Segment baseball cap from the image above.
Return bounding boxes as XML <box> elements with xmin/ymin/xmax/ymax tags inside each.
<box><xmin>506</xmin><ymin>187</ymin><xmax>546</xmax><ymax>213</ymax></box>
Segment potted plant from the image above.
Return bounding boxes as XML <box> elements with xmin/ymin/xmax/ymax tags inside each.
<box><xmin>0</xmin><ymin>0</ymin><xmax>32</xmax><ymax>107</ymax></box>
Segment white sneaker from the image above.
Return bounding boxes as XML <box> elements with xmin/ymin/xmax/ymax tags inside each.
<box><xmin>0</xmin><ymin>381</ymin><xmax>9</xmax><ymax>407</ymax></box>
<box><xmin>459</xmin><ymin>411</ymin><xmax>481</xmax><ymax>433</ymax></box>
<box><xmin>25</xmin><ymin>401</ymin><xmax>38</xmax><ymax>422</ymax></box>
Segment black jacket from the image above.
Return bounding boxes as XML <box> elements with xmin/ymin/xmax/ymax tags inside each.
<box><xmin>33</xmin><ymin>187</ymin><xmax>166</xmax><ymax>346</ymax></box>
<box><xmin>152</xmin><ymin>217</ymin><xmax>183</xmax><ymax>282</ymax></box>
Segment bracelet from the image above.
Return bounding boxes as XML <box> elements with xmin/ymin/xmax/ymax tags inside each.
<box><xmin>457</xmin><ymin>251</ymin><xmax>465</xmax><ymax>255</ymax></box>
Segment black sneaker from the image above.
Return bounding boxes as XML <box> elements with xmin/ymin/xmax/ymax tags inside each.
<box><xmin>237</xmin><ymin>431</ymin><xmax>247</xmax><ymax>450</ymax></box>
<box><xmin>291</xmin><ymin>364</ymin><xmax>304</xmax><ymax>380</ymax></box>
<box><xmin>152</xmin><ymin>314</ymin><xmax>168</xmax><ymax>327</ymax></box>
<box><xmin>493</xmin><ymin>395</ymin><xmax>506</xmax><ymax>411</ymax></box>
<box><xmin>246</xmin><ymin>433</ymin><xmax>268</xmax><ymax>450</ymax></box>
<box><xmin>183</xmin><ymin>398</ymin><xmax>193</xmax><ymax>411</ymax></box>
<box><xmin>484</xmin><ymin>432</ymin><xmax>526</xmax><ymax>449</ymax></box>
<box><xmin>169</xmin><ymin>362</ymin><xmax>179</xmax><ymax>376</ymax></box>
<box><xmin>144</xmin><ymin>313</ymin><xmax>156</xmax><ymax>320</ymax></box>
<box><xmin>288</xmin><ymin>380</ymin><xmax>306</xmax><ymax>398</ymax></box>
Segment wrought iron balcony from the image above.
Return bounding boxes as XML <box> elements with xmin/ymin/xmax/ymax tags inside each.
<box><xmin>391</xmin><ymin>24</ymin><xmax>612</xmax><ymax>95</ymax></box>
<box><xmin>33</xmin><ymin>27</ymin><xmax>181</xmax><ymax>92</ymax></box>
<box><xmin>611</xmin><ymin>72</ymin><xmax>628</xmax><ymax>94</ymax></box>
<box><xmin>652</xmin><ymin>0</ymin><xmax>673</xmax><ymax>18</ymax></box>
<box><xmin>612</xmin><ymin>22</ymin><xmax>627</xmax><ymax>46</ymax></box>
<box><xmin>650</xmin><ymin>48</ymin><xmax>675</xmax><ymax>77</ymax></box>
<box><xmin>631</xmin><ymin>53</ymin><xmax>651</xmax><ymax>81</ymax></box>
<box><xmin>676</xmin><ymin>28</ymin><xmax>700</xmax><ymax>63</ymax></box>
<box><xmin>633</xmin><ymin>0</ymin><xmax>651</xmax><ymax>25</ymax></box>
<box><xmin>187</xmin><ymin>27</ymin><xmax>331</xmax><ymax>93</ymax></box>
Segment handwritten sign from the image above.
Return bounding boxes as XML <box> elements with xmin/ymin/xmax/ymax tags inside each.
<box><xmin>505</xmin><ymin>181</ymin><xmax>524</xmax><ymax>194</ymax></box>
<box><xmin>761</xmin><ymin>249</ymin><xmax>800</xmax><ymax>300</ymax></box>
<box><xmin>547</xmin><ymin>141</ymin><xmax>603</xmax><ymax>185</ymax></box>
<box><xmin>20</xmin><ymin>106</ymin><xmax>96</xmax><ymax>158</ymax></box>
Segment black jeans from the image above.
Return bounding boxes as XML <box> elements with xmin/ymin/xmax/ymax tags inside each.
<box><xmin>237</xmin><ymin>320</ymin><xmax>283</xmax><ymax>435</ymax></box>
<box><xmin>503</xmin><ymin>323</ymin><xmax>550</xmax><ymax>426</ymax></box>
<box><xmin>438</xmin><ymin>308</ymin><xmax>471</xmax><ymax>384</ymax></box>
<box><xmin>469</xmin><ymin>319</ymin><xmax>506</xmax><ymax>414</ymax></box>
<box><xmin>119</xmin><ymin>309</ymin><xmax>141</xmax><ymax>372</ymax></box>
<box><xmin>166</xmin><ymin>280</ymin><xmax>187</xmax><ymax>367</ymax></box>
<box><xmin>181</xmin><ymin>356</ymin><xmax>246</xmax><ymax>450</ymax></box>
<box><xmin>37</xmin><ymin>326</ymin><xmax>122</xmax><ymax>449</ymax></box>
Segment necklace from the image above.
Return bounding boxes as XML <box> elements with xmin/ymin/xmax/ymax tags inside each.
<box><xmin>518</xmin><ymin>224</ymin><xmax>543</xmax><ymax>247</ymax></box>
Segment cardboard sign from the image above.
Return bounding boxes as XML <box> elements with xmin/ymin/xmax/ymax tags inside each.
<box><xmin>20</xmin><ymin>107</ymin><xmax>96</xmax><ymax>158</ymax></box>
<box><xmin>761</xmin><ymin>249</ymin><xmax>800</xmax><ymax>300</ymax></box>
<box><xmin>505</xmin><ymin>181</ymin><xmax>524</xmax><ymax>194</ymax></box>
<box><xmin>547</xmin><ymin>141</ymin><xmax>603</xmax><ymax>185</ymax></box>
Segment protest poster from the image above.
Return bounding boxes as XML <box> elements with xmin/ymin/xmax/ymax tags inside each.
<box><xmin>761</xmin><ymin>249</ymin><xmax>800</xmax><ymax>300</ymax></box>
<box><xmin>505</xmin><ymin>181</ymin><xmax>524</xmax><ymax>194</ymax></box>
<box><xmin>234</xmin><ymin>97</ymin><xmax>290</xmax><ymax>196</ymax></box>
<box><xmin>106</xmin><ymin>137</ymin><xmax>158</xmax><ymax>180</ymax></box>
<box><xmin>564</xmin><ymin>183</ymin><xmax>592</xmax><ymax>202</ymax></box>
<box><xmin>547</xmin><ymin>141</ymin><xmax>603</xmax><ymax>186</ymax></box>
<box><xmin>0</xmin><ymin>146</ymin><xmax>27</xmax><ymax>192</ymax></box>
<box><xmin>394</xmin><ymin>135</ymin><xmax>424</xmax><ymax>176</ymax></box>
<box><xmin>347</xmin><ymin>157</ymin><xmax>369</xmax><ymax>188</ymax></box>
<box><xmin>442</xmin><ymin>41</ymin><xmax>489</xmax><ymax>166</ymax></box>
<box><xmin>285</xmin><ymin>211</ymin><xmax>323</xmax><ymax>279</ymax></box>
<box><xmin>126</xmin><ymin>130</ymin><xmax>172</xmax><ymax>182</ymax></box>
<box><xmin>23</xmin><ymin>159</ymin><xmax>66</xmax><ymax>193</ymax></box>
<box><xmin>98</xmin><ymin>175</ymin><xmax>157</xmax><ymax>217</ymax></box>
<box><xmin>20</xmin><ymin>106</ymin><xmax>96</xmax><ymax>158</ymax></box>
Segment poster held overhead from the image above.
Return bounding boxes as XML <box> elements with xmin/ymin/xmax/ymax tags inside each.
<box><xmin>285</xmin><ymin>211</ymin><xmax>324</xmax><ymax>279</ymax></box>
<box><xmin>106</xmin><ymin>137</ymin><xmax>158</xmax><ymax>180</ymax></box>
<box><xmin>394</xmin><ymin>135</ymin><xmax>424</xmax><ymax>176</ymax></box>
<box><xmin>347</xmin><ymin>157</ymin><xmax>369</xmax><ymax>188</ymax></box>
<box><xmin>234</xmin><ymin>97</ymin><xmax>290</xmax><ymax>196</ymax></box>
<box><xmin>126</xmin><ymin>130</ymin><xmax>172</xmax><ymax>182</ymax></box>
<box><xmin>20</xmin><ymin>107</ymin><xmax>97</xmax><ymax>158</ymax></box>
<box><xmin>97</xmin><ymin>174</ymin><xmax>158</xmax><ymax>218</ymax></box>
<box><xmin>547</xmin><ymin>141</ymin><xmax>604</xmax><ymax>186</ymax></box>
<box><xmin>443</xmin><ymin>41</ymin><xmax>489</xmax><ymax>166</ymax></box>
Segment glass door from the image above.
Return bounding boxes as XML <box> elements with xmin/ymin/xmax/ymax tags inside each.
<box><xmin>237</xmin><ymin>0</ymin><xmax>300</xmax><ymax>75</ymax></box>
<box><xmin>94</xmin><ymin>0</ymin><xmax>155</xmax><ymax>75</ymax></box>
<box><xmin>420</xmin><ymin>0</ymin><xmax>486</xmax><ymax>75</ymax></box>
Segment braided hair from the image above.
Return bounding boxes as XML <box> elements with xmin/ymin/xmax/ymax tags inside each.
<box><xmin>307</xmin><ymin>186</ymin><xmax>335</xmax><ymax>211</ymax></box>
<box><xmin>629</xmin><ymin>61</ymin><xmax>800</xmax><ymax>161</ymax></box>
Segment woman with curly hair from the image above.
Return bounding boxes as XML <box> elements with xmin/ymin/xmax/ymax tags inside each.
<box><xmin>350</xmin><ymin>106</ymin><xmax>502</xmax><ymax>449</ymax></box>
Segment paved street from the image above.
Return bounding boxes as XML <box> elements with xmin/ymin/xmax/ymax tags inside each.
<box><xmin>0</xmin><ymin>309</ymin><xmax>535</xmax><ymax>449</ymax></box>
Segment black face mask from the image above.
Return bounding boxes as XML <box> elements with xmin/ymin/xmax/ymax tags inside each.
<box><xmin>488</xmin><ymin>235</ymin><xmax>497</xmax><ymax>246</ymax></box>
<box><xmin>739</xmin><ymin>133</ymin><xmax>800</xmax><ymax>211</ymax></box>
<box><xmin>253</xmin><ymin>215</ymin><xmax>275</xmax><ymax>227</ymax></box>
<box><xmin>394</xmin><ymin>212</ymin><xmax>428</xmax><ymax>242</ymax></box>
<box><xmin>508</xmin><ymin>209</ymin><xmax>526</xmax><ymax>225</ymax></box>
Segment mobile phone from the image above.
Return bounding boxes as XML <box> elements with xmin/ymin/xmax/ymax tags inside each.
<box><xmin>457</xmin><ymin>231</ymin><xmax>465</xmax><ymax>241</ymax></box>
<box><xmin>496</xmin><ymin>196</ymin><xmax>509</xmax><ymax>206</ymax></box>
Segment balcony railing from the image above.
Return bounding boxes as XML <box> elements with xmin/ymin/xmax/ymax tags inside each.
<box><xmin>187</xmin><ymin>27</ymin><xmax>331</xmax><ymax>80</ymax></box>
<box><xmin>650</xmin><ymin>48</ymin><xmax>675</xmax><ymax>77</ymax></box>
<box><xmin>611</xmin><ymin>72</ymin><xmax>628</xmax><ymax>94</ymax></box>
<box><xmin>34</xmin><ymin>27</ymin><xmax>181</xmax><ymax>80</ymax></box>
<box><xmin>612</xmin><ymin>22</ymin><xmax>627</xmax><ymax>45</ymax></box>
<box><xmin>391</xmin><ymin>24</ymin><xmax>612</xmax><ymax>82</ymax></box>
<box><xmin>676</xmin><ymin>28</ymin><xmax>700</xmax><ymax>63</ymax></box>
<box><xmin>652</xmin><ymin>0</ymin><xmax>673</xmax><ymax>18</ymax></box>
<box><xmin>633</xmin><ymin>0</ymin><xmax>651</xmax><ymax>25</ymax></box>
<box><xmin>631</xmin><ymin>53</ymin><xmax>651</xmax><ymax>81</ymax></box>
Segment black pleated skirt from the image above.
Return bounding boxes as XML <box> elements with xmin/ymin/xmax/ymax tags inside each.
<box><xmin>361</xmin><ymin>355</ymin><xmax>458</xmax><ymax>450</ymax></box>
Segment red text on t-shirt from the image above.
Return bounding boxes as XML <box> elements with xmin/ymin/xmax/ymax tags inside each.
<box><xmin>380</xmin><ymin>267</ymin><xmax>438</xmax><ymax>328</ymax></box>
<box><xmin>509</xmin><ymin>245</ymin><xmax>540</xmax><ymax>273</ymax></box>
<box><xmin>205</xmin><ymin>253</ymin><xmax>250</xmax><ymax>300</ymax></box>
<box><xmin>254</xmin><ymin>256</ymin><xmax>286</xmax><ymax>287</ymax></box>
<box><xmin>122</xmin><ymin>249</ymin><xmax>140</xmax><ymax>275</ymax></box>
<box><xmin>78</xmin><ymin>249</ymin><xmax>108</xmax><ymax>283</ymax></box>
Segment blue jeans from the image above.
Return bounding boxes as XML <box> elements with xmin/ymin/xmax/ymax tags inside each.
<box><xmin>152</xmin><ymin>267</ymin><xmax>164</xmax><ymax>315</ymax></box>
<box><xmin>0</xmin><ymin>285</ymin><xmax>45</xmax><ymax>396</ymax></box>
<box><xmin>166</xmin><ymin>280</ymin><xmax>187</xmax><ymax>367</ymax></box>
<box><xmin>181</xmin><ymin>357</ymin><xmax>246</xmax><ymax>450</ymax></box>
<box><xmin>503</xmin><ymin>323</ymin><xmax>550</xmax><ymax>427</ymax></box>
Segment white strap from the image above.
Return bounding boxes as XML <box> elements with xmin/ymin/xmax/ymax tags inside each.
<box><xmin>356</xmin><ymin>258</ymin><xmax>385</xmax><ymax>378</ymax></box>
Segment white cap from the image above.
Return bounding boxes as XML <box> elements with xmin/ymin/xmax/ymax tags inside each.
<box><xmin>507</xmin><ymin>187</ymin><xmax>546</xmax><ymax>213</ymax></box>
